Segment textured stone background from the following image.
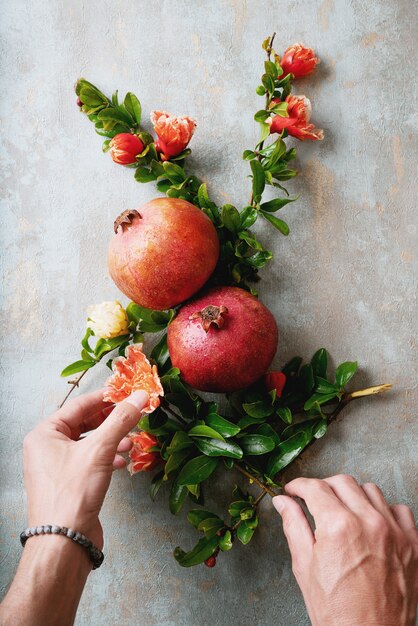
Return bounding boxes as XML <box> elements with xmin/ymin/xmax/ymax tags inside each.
<box><xmin>1</xmin><ymin>1</ymin><xmax>417</xmax><ymax>624</ymax></box>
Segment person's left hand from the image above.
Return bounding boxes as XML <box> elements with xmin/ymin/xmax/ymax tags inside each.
<box><xmin>23</xmin><ymin>389</ymin><xmax>149</xmax><ymax>550</ymax></box>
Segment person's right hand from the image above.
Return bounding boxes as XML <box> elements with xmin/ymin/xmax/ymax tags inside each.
<box><xmin>273</xmin><ymin>475</ymin><xmax>417</xmax><ymax>626</ymax></box>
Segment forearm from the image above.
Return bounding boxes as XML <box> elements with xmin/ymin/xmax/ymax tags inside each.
<box><xmin>0</xmin><ymin>535</ymin><xmax>91</xmax><ymax>626</ymax></box>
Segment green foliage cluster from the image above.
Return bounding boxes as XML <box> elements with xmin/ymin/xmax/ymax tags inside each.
<box><xmin>63</xmin><ymin>35</ymin><xmax>379</xmax><ymax>567</ymax></box>
<box><xmin>75</xmin><ymin>35</ymin><xmax>297</xmax><ymax>294</ymax></box>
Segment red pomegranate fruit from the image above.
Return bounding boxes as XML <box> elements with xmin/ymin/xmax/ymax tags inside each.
<box><xmin>108</xmin><ymin>198</ymin><xmax>220</xmax><ymax>310</ymax></box>
<box><xmin>167</xmin><ymin>286</ymin><xmax>279</xmax><ymax>392</ymax></box>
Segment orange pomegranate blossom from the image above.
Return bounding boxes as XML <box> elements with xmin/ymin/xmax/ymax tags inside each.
<box><xmin>103</xmin><ymin>343</ymin><xmax>163</xmax><ymax>413</ymax></box>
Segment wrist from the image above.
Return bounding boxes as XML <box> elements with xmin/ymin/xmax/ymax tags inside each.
<box><xmin>27</xmin><ymin>509</ymin><xmax>103</xmax><ymax>550</ymax></box>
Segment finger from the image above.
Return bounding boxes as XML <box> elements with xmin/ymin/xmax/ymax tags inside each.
<box><xmin>285</xmin><ymin>477</ymin><xmax>346</xmax><ymax>526</ymax></box>
<box><xmin>52</xmin><ymin>389</ymin><xmax>113</xmax><ymax>433</ymax></box>
<box><xmin>361</xmin><ymin>482</ymin><xmax>397</xmax><ymax>524</ymax></box>
<box><xmin>391</xmin><ymin>504</ymin><xmax>417</xmax><ymax>541</ymax></box>
<box><xmin>91</xmin><ymin>391</ymin><xmax>149</xmax><ymax>450</ymax></box>
<box><xmin>117</xmin><ymin>437</ymin><xmax>133</xmax><ymax>453</ymax></box>
<box><xmin>76</xmin><ymin>406</ymin><xmax>116</xmax><ymax>440</ymax></box>
<box><xmin>112</xmin><ymin>454</ymin><xmax>127</xmax><ymax>470</ymax></box>
<box><xmin>80</xmin><ymin>404</ymin><xmax>114</xmax><ymax>434</ymax></box>
<box><xmin>323</xmin><ymin>475</ymin><xmax>375</xmax><ymax>516</ymax></box>
<box><xmin>272</xmin><ymin>495</ymin><xmax>314</xmax><ymax>571</ymax></box>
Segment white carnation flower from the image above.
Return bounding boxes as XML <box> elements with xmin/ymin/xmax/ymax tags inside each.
<box><xmin>87</xmin><ymin>301</ymin><xmax>129</xmax><ymax>339</ymax></box>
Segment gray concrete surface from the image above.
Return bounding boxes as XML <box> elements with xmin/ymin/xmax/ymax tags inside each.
<box><xmin>1</xmin><ymin>1</ymin><xmax>417</xmax><ymax>624</ymax></box>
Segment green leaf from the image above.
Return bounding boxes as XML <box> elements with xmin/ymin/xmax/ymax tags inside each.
<box><xmin>80</xmin><ymin>327</ymin><xmax>94</xmax><ymax>352</ymax></box>
<box><xmin>188</xmin><ymin>509</ymin><xmax>220</xmax><ymax>528</ymax></box>
<box><xmin>197</xmin><ymin>183</ymin><xmax>211</xmax><ymax>208</ymax></box>
<box><xmin>261</xmin><ymin>73</ymin><xmax>275</xmax><ymax>94</ymax></box>
<box><xmin>259</xmin><ymin>122</ymin><xmax>271</xmax><ymax>142</ymax></box>
<box><xmin>169</xmin><ymin>478</ymin><xmax>189</xmax><ymax>515</ymax></box>
<box><xmin>124</xmin><ymin>92</ymin><xmax>141</xmax><ymax>125</ymax></box>
<box><xmin>162</xmin><ymin>161</ymin><xmax>186</xmax><ymax>183</ymax></box>
<box><xmin>261</xmin><ymin>211</ymin><xmax>289</xmax><ymax>235</ymax></box>
<box><xmin>237</xmin><ymin>415</ymin><xmax>264</xmax><ymax>429</ymax></box>
<box><xmin>242</xmin><ymin>150</ymin><xmax>256</xmax><ymax>160</ymax></box>
<box><xmin>138</xmin><ymin>415</ymin><xmax>179</xmax><ymax>436</ymax></box>
<box><xmin>250</xmin><ymin>160</ymin><xmax>266</xmax><ymax>203</ymax></box>
<box><xmin>126</xmin><ymin>302</ymin><xmax>173</xmax><ymax>332</ymax></box>
<box><xmin>150</xmin><ymin>333</ymin><xmax>170</xmax><ymax>367</ymax></box>
<box><xmin>304</xmin><ymin>392</ymin><xmax>338</xmax><ymax>411</ymax></box>
<box><xmin>282</xmin><ymin>356</ymin><xmax>302</xmax><ymax>377</ymax></box>
<box><xmin>311</xmin><ymin>348</ymin><xmax>328</xmax><ymax>378</ymax></box>
<box><xmin>266</xmin><ymin>431</ymin><xmax>313</xmax><ymax>478</ymax></box>
<box><xmin>256</xmin><ymin>423</ymin><xmax>280</xmax><ymax>446</ymax></box>
<box><xmin>276</xmin><ymin>407</ymin><xmax>293</xmax><ymax>424</ymax></box>
<box><xmin>238</xmin><ymin>231</ymin><xmax>264</xmax><ymax>251</ymax></box>
<box><xmin>164</xmin><ymin>449</ymin><xmax>191</xmax><ymax>479</ymax></box>
<box><xmin>313</xmin><ymin>419</ymin><xmax>328</xmax><ymax>439</ymax></box>
<box><xmin>149</xmin><ymin>471</ymin><xmax>164</xmax><ymax>501</ymax></box>
<box><xmin>239</xmin><ymin>434</ymin><xmax>275</xmax><ymax>455</ymax></box>
<box><xmin>188</xmin><ymin>425</ymin><xmax>225</xmax><ymax>441</ymax></box>
<box><xmin>237</xmin><ymin>519</ymin><xmax>257</xmax><ymax>544</ymax></box>
<box><xmin>299</xmin><ymin>363</ymin><xmax>315</xmax><ymax>393</ymax></box>
<box><xmin>205</xmin><ymin>414</ymin><xmax>240</xmax><ymax>438</ymax></box>
<box><xmin>60</xmin><ymin>359</ymin><xmax>96</xmax><ymax>377</ymax></box>
<box><xmin>174</xmin><ymin>536</ymin><xmax>219</xmax><ymax>567</ymax></box>
<box><xmin>259</xmin><ymin>197</ymin><xmax>297</xmax><ymax>212</ymax></box>
<box><xmin>228</xmin><ymin>500</ymin><xmax>253</xmax><ymax>517</ymax></box>
<box><xmin>80</xmin><ymin>348</ymin><xmax>95</xmax><ymax>362</ymax></box>
<box><xmin>254</xmin><ymin>110</ymin><xmax>270</xmax><ymax>123</ymax></box>
<box><xmin>240</xmin><ymin>206</ymin><xmax>258</xmax><ymax>229</ymax></box>
<box><xmin>315</xmin><ymin>377</ymin><xmax>338</xmax><ymax>394</ymax></box>
<box><xmin>135</xmin><ymin>167</ymin><xmax>157</xmax><ymax>183</ymax></box>
<box><xmin>194</xmin><ymin>438</ymin><xmax>243</xmax><ymax>459</ymax></box>
<box><xmin>167</xmin><ymin>431</ymin><xmax>193</xmax><ymax>454</ymax></box>
<box><xmin>264</xmin><ymin>60</ymin><xmax>279</xmax><ymax>78</ymax></box>
<box><xmin>177</xmin><ymin>456</ymin><xmax>219</xmax><ymax>486</ymax></box>
<box><xmin>221</xmin><ymin>204</ymin><xmax>241</xmax><ymax>233</ymax></box>
<box><xmin>94</xmin><ymin>334</ymin><xmax>130</xmax><ymax>359</ymax></box>
<box><xmin>79</xmin><ymin>86</ymin><xmax>106</xmax><ymax>107</ymax></box>
<box><xmin>197</xmin><ymin>517</ymin><xmax>224</xmax><ymax>536</ymax></box>
<box><xmin>97</xmin><ymin>108</ymin><xmax>132</xmax><ymax>126</ymax></box>
<box><xmin>268</xmin><ymin>102</ymin><xmax>288</xmax><ymax>116</ymax></box>
<box><xmin>219</xmin><ymin>530</ymin><xmax>233</xmax><ymax>551</ymax></box>
<box><xmin>242</xmin><ymin>400</ymin><xmax>274</xmax><ymax>419</ymax></box>
<box><xmin>335</xmin><ymin>361</ymin><xmax>358</xmax><ymax>388</ymax></box>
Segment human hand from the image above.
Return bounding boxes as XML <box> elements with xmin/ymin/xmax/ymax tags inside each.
<box><xmin>23</xmin><ymin>389</ymin><xmax>149</xmax><ymax>550</ymax></box>
<box><xmin>273</xmin><ymin>475</ymin><xmax>417</xmax><ymax>626</ymax></box>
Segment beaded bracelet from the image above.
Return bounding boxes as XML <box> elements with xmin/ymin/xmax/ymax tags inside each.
<box><xmin>20</xmin><ymin>525</ymin><xmax>104</xmax><ymax>569</ymax></box>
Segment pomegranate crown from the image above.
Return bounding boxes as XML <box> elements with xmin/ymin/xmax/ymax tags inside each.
<box><xmin>189</xmin><ymin>304</ymin><xmax>229</xmax><ymax>333</ymax></box>
<box><xmin>114</xmin><ymin>209</ymin><xmax>141</xmax><ymax>234</ymax></box>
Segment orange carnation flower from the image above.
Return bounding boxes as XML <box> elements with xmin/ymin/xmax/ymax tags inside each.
<box><xmin>268</xmin><ymin>95</ymin><xmax>324</xmax><ymax>141</ymax></box>
<box><xmin>103</xmin><ymin>344</ymin><xmax>163</xmax><ymax>413</ymax></box>
<box><xmin>280</xmin><ymin>43</ymin><xmax>319</xmax><ymax>79</ymax></box>
<box><xmin>128</xmin><ymin>431</ymin><xmax>163</xmax><ymax>474</ymax></box>
<box><xmin>150</xmin><ymin>110</ymin><xmax>196</xmax><ymax>161</ymax></box>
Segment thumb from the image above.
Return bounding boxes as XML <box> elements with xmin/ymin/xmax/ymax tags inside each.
<box><xmin>92</xmin><ymin>390</ymin><xmax>149</xmax><ymax>450</ymax></box>
<box><xmin>272</xmin><ymin>495</ymin><xmax>314</xmax><ymax>571</ymax></box>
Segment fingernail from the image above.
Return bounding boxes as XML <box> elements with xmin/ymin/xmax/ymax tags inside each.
<box><xmin>127</xmin><ymin>390</ymin><xmax>149</xmax><ymax>411</ymax></box>
<box><xmin>272</xmin><ymin>496</ymin><xmax>286</xmax><ymax>514</ymax></box>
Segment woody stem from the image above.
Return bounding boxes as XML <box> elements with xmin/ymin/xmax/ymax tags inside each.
<box><xmin>59</xmin><ymin>370</ymin><xmax>89</xmax><ymax>408</ymax></box>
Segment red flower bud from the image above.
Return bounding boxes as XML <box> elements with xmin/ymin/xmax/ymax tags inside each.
<box><xmin>128</xmin><ymin>431</ymin><xmax>163</xmax><ymax>474</ymax></box>
<box><xmin>265</xmin><ymin>371</ymin><xmax>286</xmax><ymax>398</ymax></box>
<box><xmin>204</xmin><ymin>556</ymin><xmax>217</xmax><ymax>568</ymax></box>
<box><xmin>109</xmin><ymin>133</ymin><xmax>144</xmax><ymax>165</ymax></box>
<box><xmin>76</xmin><ymin>97</ymin><xmax>83</xmax><ymax>108</ymax></box>
<box><xmin>280</xmin><ymin>43</ymin><xmax>319</xmax><ymax>79</ymax></box>
<box><xmin>150</xmin><ymin>111</ymin><xmax>196</xmax><ymax>161</ymax></box>
<box><xmin>268</xmin><ymin>95</ymin><xmax>324</xmax><ymax>141</ymax></box>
